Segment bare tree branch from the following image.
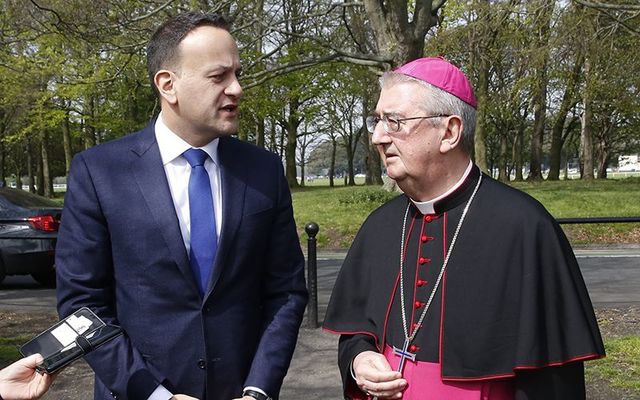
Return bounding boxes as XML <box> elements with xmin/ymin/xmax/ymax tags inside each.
<box><xmin>574</xmin><ymin>0</ymin><xmax>640</xmax><ymax>11</ymax></box>
<box><xmin>122</xmin><ymin>0</ymin><xmax>176</xmax><ymax>24</ymax></box>
<box><xmin>575</xmin><ymin>0</ymin><xmax>640</xmax><ymax>36</ymax></box>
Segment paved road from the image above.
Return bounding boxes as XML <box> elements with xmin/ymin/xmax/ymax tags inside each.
<box><xmin>2</xmin><ymin>247</ymin><xmax>638</xmax><ymax>311</ymax></box>
<box><xmin>0</xmin><ymin>247</ymin><xmax>638</xmax><ymax>399</ymax></box>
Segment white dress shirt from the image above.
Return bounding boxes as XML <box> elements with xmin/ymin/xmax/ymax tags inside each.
<box><xmin>147</xmin><ymin>114</ymin><xmax>223</xmax><ymax>400</ymax></box>
<box><xmin>155</xmin><ymin>114</ymin><xmax>223</xmax><ymax>248</ymax></box>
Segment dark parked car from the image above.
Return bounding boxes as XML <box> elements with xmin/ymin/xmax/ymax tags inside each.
<box><xmin>0</xmin><ymin>187</ymin><xmax>62</xmax><ymax>286</ymax></box>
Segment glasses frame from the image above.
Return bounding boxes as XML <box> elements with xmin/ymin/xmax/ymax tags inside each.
<box><xmin>366</xmin><ymin>114</ymin><xmax>451</xmax><ymax>134</ymax></box>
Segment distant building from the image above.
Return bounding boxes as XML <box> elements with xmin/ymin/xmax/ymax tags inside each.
<box><xmin>618</xmin><ymin>154</ymin><xmax>640</xmax><ymax>172</ymax></box>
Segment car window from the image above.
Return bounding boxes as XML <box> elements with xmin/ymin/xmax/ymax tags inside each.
<box><xmin>0</xmin><ymin>188</ymin><xmax>60</xmax><ymax>209</ymax></box>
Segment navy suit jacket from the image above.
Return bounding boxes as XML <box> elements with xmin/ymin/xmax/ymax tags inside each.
<box><xmin>56</xmin><ymin>122</ymin><xmax>308</xmax><ymax>400</ymax></box>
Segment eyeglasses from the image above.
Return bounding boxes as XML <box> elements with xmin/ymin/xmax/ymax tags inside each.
<box><xmin>365</xmin><ymin>114</ymin><xmax>451</xmax><ymax>134</ymax></box>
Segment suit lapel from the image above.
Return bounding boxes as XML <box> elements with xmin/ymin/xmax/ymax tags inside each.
<box><xmin>204</xmin><ymin>137</ymin><xmax>246</xmax><ymax>300</ymax></box>
<box><xmin>130</xmin><ymin>124</ymin><xmax>198</xmax><ymax>292</ymax></box>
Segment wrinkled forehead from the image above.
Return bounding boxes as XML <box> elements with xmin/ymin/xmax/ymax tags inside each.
<box><xmin>376</xmin><ymin>80</ymin><xmax>429</xmax><ymax>115</ymax></box>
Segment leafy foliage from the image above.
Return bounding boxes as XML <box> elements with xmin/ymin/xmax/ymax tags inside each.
<box><xmin>1</xmin><ymin>0</ymin><xmax>639</xmax><ymax>195</ymax></box>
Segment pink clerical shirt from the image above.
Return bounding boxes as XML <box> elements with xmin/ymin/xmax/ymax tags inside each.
<box><xmin>382</xmin><ymin>345</ymin><xmax>514</xmax><ymax>400</ymax></box>
<box><xmin>348</xmin><ymin>345</ymin><xmax>515</xmax><ymax>400</ymax></box>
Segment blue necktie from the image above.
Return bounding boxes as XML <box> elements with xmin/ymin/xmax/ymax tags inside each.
<box><xmin>183</xmin><ymin>148</ymin><xmax>218</xmax><ymax>296</ymax></box>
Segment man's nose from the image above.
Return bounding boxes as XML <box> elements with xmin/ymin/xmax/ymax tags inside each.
<box><xmin>370</xmin><ymin>124</ymin><xmax>390</xmax><ymax>145</ymax></box>
<box><xmin>226</xmin><ymin>76</ymin><xmax>243</xmax><ymax>98</ymax></box>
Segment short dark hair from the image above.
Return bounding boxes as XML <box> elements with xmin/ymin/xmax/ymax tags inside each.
<box><xmin>147</xmin><ymin>11</ymin><xmax>230</xmax><ymax>96</ymax></box>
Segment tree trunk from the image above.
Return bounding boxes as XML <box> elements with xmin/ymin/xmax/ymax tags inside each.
<box><xmin>596</xmin><ymin>143</ymin><xmax>608</xmax><ymax>179</ymax></box>
<box><xmin>363</xmin><ymin>0</ymin><xmax>445</xmax><ymax>66</ymax></box>
<box><xmin>256</xmin><ymin>117</ymin><xmax>265</xmax><ymax>148</ymax></box>
<box><xmin>497</xmin><ymin>134</ymin><xmax>508</xmax><ymax>182</ymax></box>
<box><xmin>345</xmin><ymin>125</ymin><xmax>364</xmax><ymax>186</ymax></box>
<box><xmin>0</xmin><ymin>141</ymin><xmax>5</xmax><ymax>188</ymax></box>
<box><xmin>362</xmin><ymin>131</ymin><xmax>373</xmax><ymax>185</ymax></box>
<box><xmin>285</xmin><ymin>98</ymin><xmax>300</xmax><ymax>188</ymax></box>
<box><xmin>580</xmin><ymin>56</ymin><xmax>594</xmax><ymax>181</ymax></box>
<box><xmin>40</xmin><ymin>131</ymin><xmax>53</xmax><ymax>197</ymax></box>
<box><xmin>548</xmin><ymin>52</ymin><xmax>584</xmax><ymax>180</ymax></box>
<box><xmin>527</xmin><ymin>0</ymin><xmax>553</xmax><ymax>181</ymax></box>
<box><xmin>345</xmin><ymin>137</ymin><xmax>355</xmax><ymax>186</ymax></box>
<box><xmin>35</xmin><ymin>142</ymin><xmax>44</xmax><ymax>196</ymax></box>
<box><xmin>595</xmin><ymin>121</ymin><xmax>612</xmax><ymax>179</ymax></box>
<box><xmin>254</xmin><ymin>0</ymin><xmax>266</xmax><ymax>150</ymax></box>
<box><xmin>269</xmin><ymin>118</ymin><xmax>277</xmax><ymax>153</ymax></box>
<box><xmin>278</xmin><ymin>125</ymin><xmax>284</xmax><ymax>159</ymax></box>
<box><xmin>329</xmin><ymin>139</ymin><xmax>336</xmax><ymax>187</ymax></box>
<box><xmin>474</xmin><ymin>60</ymin><xmax>489</xmax><ymax>172</ymax></box>
<box><xmin>84</xmin><ymin>96</ymin><xmax>96</xmax><ymax>149</ymax></box>
<box><xmin>528</xmin><ymin>68</ymin><xmax>548</xmax><ymax>181</ymax></box>
<box><xmin>14</xmin><ymin>161</ymin><xmax>21</xmax><ymax>191</ymax></box>
<box><xmin>285</xmin><ymin>128</ymin><xmax>298</xmax><ymax>188</ymax></box>
<box><xmin>26</xmin><ymin>139</ymin><xmax>35</xmax><ymax>193</ymax></box>
<box><xmin>361</xmin><ymin>90</ymin><xmax>383</xmax><ymax>185</ymax></box>
<box><xmin>299</xmin><ymin>141</ymin><xmax>306</xmax><ymax>187</ymax></box>
<box><xmin>62</xmin><ymin>110</ymin><xmax>73</xmax><ymax>175</ymax></box>
<box><xmin>513</xmin><ymin>120</ymin><xmax>525</xmax><ymax>181</ymax></box>
<box><xmin>368</xmin><ymin>140</ymin><xmax>383</xmax><ymax>185</ymax></box>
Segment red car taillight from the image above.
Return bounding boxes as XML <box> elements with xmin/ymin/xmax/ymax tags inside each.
<box><xmin>28</xmin><ymin>215</ymin><xmax>60</xmax><ymax>232</ymax></box>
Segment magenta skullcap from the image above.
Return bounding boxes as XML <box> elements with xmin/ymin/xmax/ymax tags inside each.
<box><xmin>394</xmin><ymin>57</ymin><xmax>477</xmax><ymax>108</ymax></box>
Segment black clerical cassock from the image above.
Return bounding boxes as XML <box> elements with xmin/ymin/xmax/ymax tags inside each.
<box><xmin>324</xmin><ymin>165</ymin><xmax>605</xmax><ymax>400</ymax></box>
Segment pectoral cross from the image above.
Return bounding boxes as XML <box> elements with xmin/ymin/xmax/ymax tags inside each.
<box><xmin>392</xmin><ymin>338</ymin><xmax>416</xmax><ymax>374</ymax></box>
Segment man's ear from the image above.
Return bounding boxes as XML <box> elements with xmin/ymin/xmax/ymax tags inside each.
<box><xmin>439</xmin><ymin>115</ymin><xmax>464</xmax><ymax>154</ymax></box>
<box><xmin>154</xmin><ymin>70</ymin><xmax>178</xmax><ymax>105</ymax></box>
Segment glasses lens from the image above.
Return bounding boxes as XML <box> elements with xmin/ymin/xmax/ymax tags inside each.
<box><xmin>365</xmin><ymin>116</ymin><xmax>378</xmax><ymax>133</ymax></box>
<box><xmin>384</xmin><ymin>116</ymin><xmax>401</xmax><ymax>133</ymax></box>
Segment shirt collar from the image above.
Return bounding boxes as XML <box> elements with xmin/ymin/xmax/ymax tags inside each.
<box><xmin>410</xmin><ymin>160</ymin><xmax>473</xmax><ymax>215</ymax></box>
<box><xmin>154</xmin><ymin>113</ymin><xmax>219</xmax><ymax>166</ymax></box>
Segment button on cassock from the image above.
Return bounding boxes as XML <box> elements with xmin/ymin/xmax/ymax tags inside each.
<box><xmin>197</xmin><ymin>359</ymin><xmax>206</xmax><ymax>369</ymax></box>
<box><xmin>414</xmin><ymin>300</ymin><xmax>424</xmax><ymax>309</ymax></box>
<box><xmin>416</xmin><ymin>279</ymin><xmax>427</xmax><ymax>287</ymax></box>
<box><xmin>419</xmin><ymin>257</ymin><xmax>430</xmax><ymax>264</ymax></box>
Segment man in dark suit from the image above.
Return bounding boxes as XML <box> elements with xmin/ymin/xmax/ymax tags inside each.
<box><xmin>56</xmin><ymin>12</ymin><xmax>308</xmax><ymax>400</ymax></box>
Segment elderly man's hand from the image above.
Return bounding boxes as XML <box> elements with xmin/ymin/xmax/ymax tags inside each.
<box><xmin>352</xmin><ymin>351</ymin><xmax>407</xmax><ymax>399</ymax></box>
<box><xmin>171</xmin><ymin>395</ymin><xmax>199</xmax><ymax>400</ymax></box>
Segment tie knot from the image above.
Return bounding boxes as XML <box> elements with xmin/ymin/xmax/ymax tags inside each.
<box><xmin>183</xmin><ymin>148</ymin><xmax>209</xmax><ymax>167</ymax></box>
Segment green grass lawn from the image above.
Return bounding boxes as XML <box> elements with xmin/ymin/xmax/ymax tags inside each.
<box><xmin>0</xmin><ymin>336</ymin><xmax>30</xmax><ymax>364</ymax></box>
<box><xmin>293</xmin><ymin>177</ymin><xmax>640</xmax><ymax>249</ymax></box>
<box><xmin>586</xmin><ymin>336</ymin><xmax>640</xmax><ymax>392</ymax></box>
